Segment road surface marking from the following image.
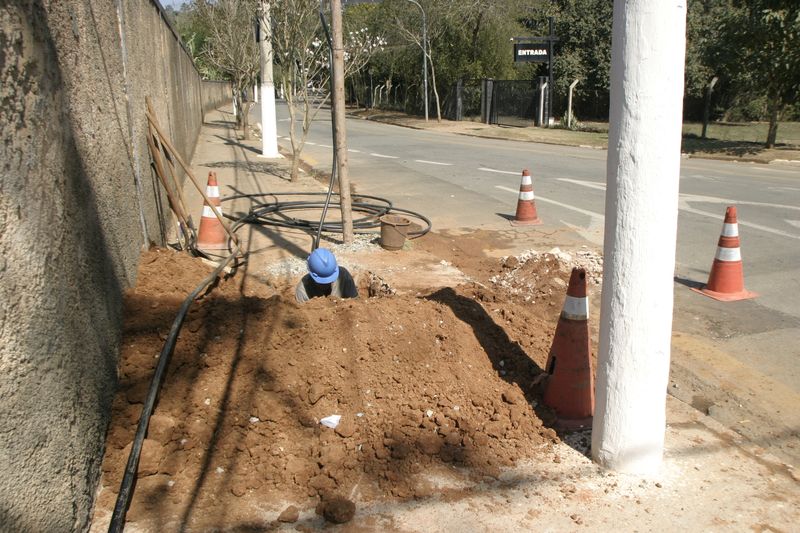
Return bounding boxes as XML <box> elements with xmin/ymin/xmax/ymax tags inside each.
<box><xmin>677</xmin><ymin>192</ymin><xmax>800</xmax><ymax>211</ymax></box>
<box><xmin>678</xmin><ymin>203</ymin><xmax>800</xmax><ymax>241</ymax></box>
<box><xmin>497</xmin><ymin>184</ymin><xmax>799</xmax><ymax>241</ymax></box>
<box><xmin>348</xmin><ymin>149</ymin><xmax>362</xmax><ymax>153</ymax></box>
<box><xmin>370</xmin><ymin>153</ymin><xmax>399</xmax><ymax>159</ymax></box>
<box><xmin>547</xmin><ymin>182</ymin><xmax>800</xmax><ymax>240</ymax></box>
<box><xmin>787</xmin><ymin>220</ymin><xmax>800</xmax><ymax>229</ymax></box>
<box><xmin>755</xmin><ymin>165</ymin><xmax>800</xmax><ymax>173</ymax></box>
<box><xmin>414</xmin><ymin>160</ymin><xmax>453</xmax><ymax>166</ymax></box>
<box><xmin>305</xmin><ymin>142</ymin><xmax>316</xmax><ymax>145</ymax></box>
<box><xmin>479</xmin><ymin>167</ymin><xmax>519</xmax><ymax>175</ymax></box>
<box><xmin>768</xmin><ymin>186</ymin><xmax>800</xmax><ymax>192</ymax></box>
<box><xmin>685</xmin><ymin>174</ymin><xmax>717</xmax><ymax>181</ymax></box>
<box><xmin>557</xmin><ymin>178</ymin><xmax>606</xmax><ymax>191</ymax></box>
<box><xmin>318</xmin><ymin>144</ymin><xmax>333</xmax><ymax>148</ymax></box>
<box><xmin>495</xmin><ymin>185</ymin><xmax>605</xmax><ymax>219</ymax></box>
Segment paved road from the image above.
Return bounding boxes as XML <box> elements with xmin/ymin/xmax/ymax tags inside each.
<box><xmin>257</xmin><ymin>103</ymin><xmax>800</xmax><ymax>461</ymax></box>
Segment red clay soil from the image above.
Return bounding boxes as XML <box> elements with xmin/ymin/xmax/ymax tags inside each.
<box><xmin>94</xmin><ymin>243</ymin><xmax>596</xmax><ymax>531</ymax></box>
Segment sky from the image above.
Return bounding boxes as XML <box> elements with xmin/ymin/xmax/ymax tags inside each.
<box><xmin>160</xmin><ymin>0</ymin><xmax>185</xmax><ymax>9</ymax></box>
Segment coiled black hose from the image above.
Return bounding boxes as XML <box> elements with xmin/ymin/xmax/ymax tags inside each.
<box><xmin>222</xmin><ymin>191</ymin><xmax>432</xmax><ymax>240</ymax></box>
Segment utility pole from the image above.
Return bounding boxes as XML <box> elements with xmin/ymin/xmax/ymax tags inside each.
<box><xmin>258</xmin><ymin>0</ymin><xmax>281</xmax><ymax>159</ymax></box>
<box><xmin>330</xmin><ymin>0</ymin><xmax>354</xmax><ymax>243</ymax></box>
<box><xmin>407</xmin><ymin>0</ymin><xmax>428</xmax><ymax>121</ymax></box>
<box><xmin>592</xmin><ymin>0</ymin><xmax>687</xmax><ymax>474</ymax></box>
<box><xmin>547</xmin><ymin>16</ymin><xmax>554</xmax><ymax>127</ymax></box>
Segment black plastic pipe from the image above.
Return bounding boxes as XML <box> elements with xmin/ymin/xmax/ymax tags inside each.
<box><xmin>108</xmin><ymin>247</ymin><xmax>238</xmax><ymax>533</ymax></box>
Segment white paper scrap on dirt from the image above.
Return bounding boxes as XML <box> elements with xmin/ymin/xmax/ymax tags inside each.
<box><xmin>320</xmin><ymin>415</ymin><xmax>341</xmax><ymax>429</ymax></box>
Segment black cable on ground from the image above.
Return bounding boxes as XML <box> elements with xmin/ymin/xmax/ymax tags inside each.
<box><xmin>221</xmin><ymin>192</ymin><xmax>432</xmax><ymax>239</ymax></box>
<box><xmin>108</xmin><ymin>245</ymin><xmax>239</xmax><ymax>533</ymax></box>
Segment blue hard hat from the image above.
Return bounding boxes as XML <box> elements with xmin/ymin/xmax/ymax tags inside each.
<box><xmin>307</xmin><ymin>248</ymin><xmax>339</xmax><ymax>284</ymax></box>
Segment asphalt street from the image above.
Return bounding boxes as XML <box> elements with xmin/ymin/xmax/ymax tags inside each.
<box><xmin>256</xmin><ymin>102</ymin><xmax>800</xmax><ymax>460</ymax></box>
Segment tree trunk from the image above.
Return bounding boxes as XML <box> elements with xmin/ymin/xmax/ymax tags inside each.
<box><xmin>765</xmin><ymin>87</ymin><xmax>782</xmax><ymax>148</ymax></box>
<box><xmin>290</xmin><ymin>155</ymin><xmax>302</xmax><ymax>182</ymax></box>
<box><xmin>288</xmin><ymin>101</ymin><xmax>300</xmax><ymax>181</ymax></box>
<box><xmin>470</xmin><ymin>13</ymin><xmax>483</xmax><ymax>62</ymax></box>
<box><xmin>242</xmin><ymin>101</ymin><xmax>253</xmax><ymax>140</ymax></box>
<box><xmin>428</xmin><ymin>52</ymin><xmax>442</xmax><ymax>122</ymax></box>
<box><xmin>331</xmin><ymin>0</ymin><xmax>354</xmax><ymax>244</ymax></box>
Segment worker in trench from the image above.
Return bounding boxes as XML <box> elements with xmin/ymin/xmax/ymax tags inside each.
<box><xmin>295</xmin><ymin>248</ymin><xmax>359</xmax><ymax>303</ymax></box>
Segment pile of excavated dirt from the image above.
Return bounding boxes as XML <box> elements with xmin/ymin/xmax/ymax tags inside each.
<box><xmin>490</xmin><ymin>248</ymin><xmax>604</xmax><ymax>302</ymax></box>
<box><xmin>94</xmin><ymin>244</ymin><xmax>598</xmax><ymax>530</ymax></box>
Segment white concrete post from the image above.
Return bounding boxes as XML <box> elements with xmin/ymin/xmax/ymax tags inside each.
<box><xmin>538</xmin><ymin>81</ymin><xmax>548</xmax><ymax>127</ymax></box>
<box><xmin>254</xmin><ymin>83</ymin><xmax>259</xmax><ymax>103</ymax></box>
<box><xmin>592</xmin><ymin>0</ymin><xmax>687</xmax><ymax>475</ymax></box>
<box><xmin>259</xmin><ymin>0</ymin><xmax>281</xmax><ymax>158</ymax></box>
<box><xmin>567</xmin><ymin>79</ymin><xmax>579</xmax><ymax>129</ymax></box>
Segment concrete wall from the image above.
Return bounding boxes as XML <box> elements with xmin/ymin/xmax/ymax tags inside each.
<box><xmin>0</xmin><ymin>1</ymin><xmax>229</xmax><ymax>531</ymax></box>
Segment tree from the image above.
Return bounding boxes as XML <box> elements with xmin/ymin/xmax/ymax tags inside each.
<box><xmin>174</xmin><ymin>2</ymin><xmax>225</xmax><ymax>80</ymax></box>
<box><xmin>548</xmin><ymin>0</ymin><xmax>613</xmax><ymax>120</ymax></box>
<box><xmin>193</xmin><ymin>0</ymin><xmax>261</xmax><ymax>137</ymax></box>
<box><xmin>382</xmin><ymin>0</ymin><xmax>481</xmax><ymax>122</ymax></box>
<box><xmin>715</xmin><ymin>0</ymin><xmax>799</xmax><ymax>147</ymax></box>
<box><xmin>271</xmin><ymin>0</ymin><xmax>384</xmax><ymax>181</ymax></box>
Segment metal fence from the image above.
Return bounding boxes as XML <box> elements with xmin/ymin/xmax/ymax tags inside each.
<box><xmin>444</xmin><ymin>78</ymin><xmax>551</xmax><ymax>127</ymax></box>
<box><xmin>443</xmin><ymin>79</ymin><xmax>482</xmax><ymax>121</ymax></box>
<box><xmin>352</xmin><ymin>76</ymin><xmax>552</xmax><ymax>127</ymax></box>
<box><xmin>492</xmin><ymin>79</ymin><xmax>536</xmax><ymax>127</ymax></box>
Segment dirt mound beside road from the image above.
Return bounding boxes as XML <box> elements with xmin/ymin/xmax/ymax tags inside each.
<box><xmin>94</xmin><ymin>246</ymin><xmax>587</xmax><ymax>530</ymax></box>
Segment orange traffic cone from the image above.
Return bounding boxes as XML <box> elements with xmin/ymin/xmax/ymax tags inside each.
<box><xmin>543</xmin><ymin>267</ymin><xmax>594</xmax><ymax>429</ymax></box>
<box><xmin>511</xmin><ymin>169</ymin><xmax>542</xmax><ymax>225</ymax></box>
<box><xmin>196</xmin><ymin>171</ymin><xmax>229</xmax><ymax>251</ymax></box>
<box><xmin>691</xmin><ymin>205</ymin><xmax>757</xmax><ymax>302</ymax></box>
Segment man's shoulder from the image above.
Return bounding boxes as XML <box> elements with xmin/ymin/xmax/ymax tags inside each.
<box><xmin>295</xmin><ymin>274</ymin><xmax>312</xmax><ymax>302</ymax></box>
<box><xmin>335</xmin><ymin>267</ymin><xmax>358</xmax><ymax>298</ymax></box>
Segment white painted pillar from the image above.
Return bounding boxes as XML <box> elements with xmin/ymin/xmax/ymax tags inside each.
<box><xmin>567</xmin><ymin>79</ymin><xmax>579</xmax><ymax>129</ymax></box>
<box><xmin>592</xmin><ymin>0</ymin><xmax>687</xmax><ymax>474</ymax></box>
<box><xmin>259</xmin><ymin>1</ymin><xmax>281</xmax><ymax>158</ymax></box>
<box><xmin>538</xmin><ymin>81</ymin><xmax>548</xmax><ymax>127</ymax></box>
<box><xmin>254</xmin><ymin>83</ymin><xmax>259</xmax><ymax>103</ymax></box>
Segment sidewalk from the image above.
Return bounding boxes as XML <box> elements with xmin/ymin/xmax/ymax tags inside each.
<box><xmin>94</xmin><ymin>106</ymin><xmax>798</xmax><ymax>532</ymax></box>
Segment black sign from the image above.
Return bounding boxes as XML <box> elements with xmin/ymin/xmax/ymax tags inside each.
<box><xmin>514</xmin><ymin>43</ymin><xmax>549</xmax><ymax>63</ymax></box>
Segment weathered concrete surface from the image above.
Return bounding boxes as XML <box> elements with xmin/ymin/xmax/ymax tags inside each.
<box><xmin>0</xmin><ymin>1</ymin><xmax>229</xmax><ymax>531</ymax></box>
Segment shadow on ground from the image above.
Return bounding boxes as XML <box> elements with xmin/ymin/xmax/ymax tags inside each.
<box><xmin>681</xmin><ymin>136</ymin><xmax>768</xmax><ymax>157</ymax></box>
<box><xmin>202</xmin><ymin>160</ymin><xmax>290</xmax><ymax>180</ymax></box>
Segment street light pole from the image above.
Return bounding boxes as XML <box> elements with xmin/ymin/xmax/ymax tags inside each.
<box><xmin>406</xmin><ymin>0</ymin><xmax>428</xmax><ymax>121</ymax></box>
